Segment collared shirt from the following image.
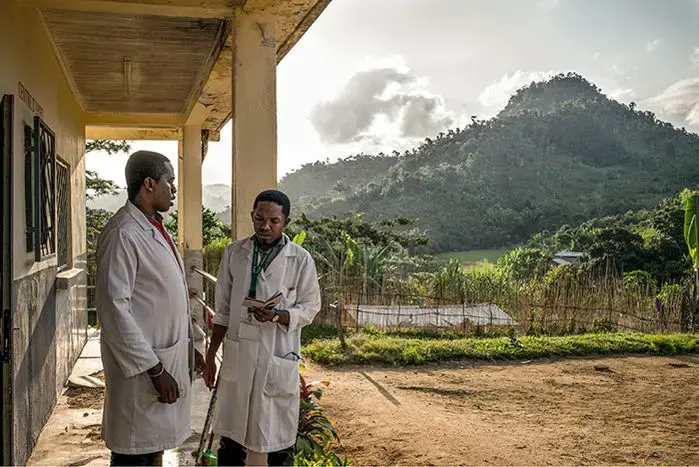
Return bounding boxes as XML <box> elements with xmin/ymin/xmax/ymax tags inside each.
<box><xmin>253</xmin><ymin>234</ymin><xmax>288</xmax><ymax>272</ymax></box>
<box><xmin>146</xmin><ymin>212</ymin><xmax>180</xmax><ymax>270</ymax></box>
<box><xmin>247</xmin><ymin>234</ymin><xmax>288</xmax><ymax>301</ymax></box>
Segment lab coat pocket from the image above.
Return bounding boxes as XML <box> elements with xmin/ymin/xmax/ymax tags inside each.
<box><xmin>239</xmin><ymin>321</ymin><xmax>260</xmax><ymax>341</ymax></box>
<box><xmin>220</xmin><ymin>338</ymin><xmax>239</xmax><ymax>382</ymax></box>
<box><xmin>152</xmin><ymin>339</ymin><xmax>187</xmax><ymax>398</ymax></box>
<box><xmin>281</xmin><ymin>286</ymin><xmax>297</xmax><ymax>309</ymax></box>
<box><xmin>264</xmin><ymin>354</ymin><xmax>300</xmax><ymax>397</ymax></box>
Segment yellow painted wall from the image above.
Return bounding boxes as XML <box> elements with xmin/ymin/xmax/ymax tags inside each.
<box><xmin>1</xmin><ymin>3</ymin><xmax>88</xmax><ymax>464</ymax></box>
<box><xmin>1</xmin><ymin>0</ymin><xmax>87</xmax><ymax>279</ymax></box>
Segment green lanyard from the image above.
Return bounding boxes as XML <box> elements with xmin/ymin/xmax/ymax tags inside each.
<box><xmin>248</xmin><ymin>241</ymin><xmax>272</xmax><ymax>305</ymax></box>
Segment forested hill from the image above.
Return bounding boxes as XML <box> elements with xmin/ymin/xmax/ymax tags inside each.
<box><xmin>280</xmin><ymin>73</ymin><xmax>699</xmax><ymax>252</ymax></box>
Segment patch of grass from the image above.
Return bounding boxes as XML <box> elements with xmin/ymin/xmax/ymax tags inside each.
<box><xmin>302</xmin><ymin>333</ymin><xmax>699</xmax><ymax>366</ymax></box>
<box><xmin>301</xmin><ymin>324</ymin><xmax>341</xmax><ymax>346</ymax></box>
<box><xmin>434</xmin><ymin>249</ymin><xmax>509</xmax><ymax>266</ymax></box>
<box><xmin>302</xmin><ymin>324</ymin><xmax>510</xmax><ymax>347</ymax></box>
<box><xmin>354</xmin><ymin>325</ymin><xmax>508</xmax><ymax>340</ymax></box>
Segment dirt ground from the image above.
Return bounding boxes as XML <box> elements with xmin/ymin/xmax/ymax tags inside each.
<box><xmin>305</xmin><ymin>355</ymin><xmax>699</xmax><ymax>466</ymax></box>
<box><xmin>66</xmin><ymin>387</ymin><xmax>105</xmax><ymax>410</ymax></box>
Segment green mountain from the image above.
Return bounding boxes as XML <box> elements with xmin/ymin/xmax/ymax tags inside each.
<box><xmin>280</xmin><ymin>73</ymin><xmax>699</xmax><ymax>252</ymax></box>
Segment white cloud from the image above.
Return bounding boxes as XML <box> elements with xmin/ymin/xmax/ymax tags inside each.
<box><xmin>478</xmin><ymin>70</ymin><xmax>557</xmax><ymax>111</ymax></box>
<box><xmin>644</xmin><ymin>77</ymin><xmax>699</xmax><ymax>130</ymax></box>
<box><xmin>603</xmin><ymin>63</ymin><xmax>639</xmax><ymax>103</ymax></box>
<box><xmin>692</xmin><ymin>46</ymin><xmax>699</xmax><ymax>66</ymax></box>
<box><xmin>608</xmin><ymin>88</ymin><xmax>637</xmax><ymax>102</ymax></box>
<box><xmin>592</xmin><ymin>52</ymin><xmax>601</xmax><ymax>61</ymax></box>
<box><xmin>611</xmin><ymin>63</ymin><xmax>639</xmax><ymax>83</ymax></box>
<box><xmin>309</xmin><ymin>64</ymin><xmax>456</xmax><ymax>145</ymax></box>
<box><xmin>646</xmin><ymin>39</ymin><xmax>662</xmax><ymax>53</ymax></box>
<box><xmin>536</xmin><ymin>0</ymin><xmax>560</xmax><ymax>12</ymax></box>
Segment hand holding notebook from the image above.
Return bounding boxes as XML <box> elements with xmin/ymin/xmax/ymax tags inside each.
<box><xmin>242</xmin><ymin>291</ymin><xmax>282</xmax><ymax>310</ymax></box>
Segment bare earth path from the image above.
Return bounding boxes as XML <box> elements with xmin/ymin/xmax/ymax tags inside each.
<box><xmin>305</xmin><ymin>355</ymin><xmax>699</xmax><ymax>466</ymax></box>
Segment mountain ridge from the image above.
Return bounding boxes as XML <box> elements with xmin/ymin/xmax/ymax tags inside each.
<box><xmin>279</xmin><ymin>73</ymin><xmax>699</xmax><ymax>251</ymax></box>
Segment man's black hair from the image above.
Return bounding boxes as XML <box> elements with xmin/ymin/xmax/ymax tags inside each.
<box><xmin>125</xmin><ymin>150</ymin><xmax>172</xmax><ymax>201</ymax></box>
<box><xmin>253</xmin><ymin>189</ymin><xmax>291</xmax><ymax>218</ymax></box>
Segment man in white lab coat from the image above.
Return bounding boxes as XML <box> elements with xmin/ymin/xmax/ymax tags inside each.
<box><xmin>96</xmin><ymin>150</ymin><xmax>206</xmax><ymax>466</ymax></box>
<box><xmin>203</xmin><ymin>189</ymin><xmax>321</xmax><ymax>466</ymax></box>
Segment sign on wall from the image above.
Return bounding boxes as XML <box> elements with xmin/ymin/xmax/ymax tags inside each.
<box><xmin>16</xmin><ymin>82</ymin><xmax>44</xmax><ymax>119</ymax></box>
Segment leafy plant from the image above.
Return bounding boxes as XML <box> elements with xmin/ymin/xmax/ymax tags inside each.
<box><xmin>685</xmin><ymin>193</ymin><xmax>699</xmax><ymax>267</ymax></box>
<box><xmin>683</xmin><ymin>192</ymin><xmax>699</xmax><ymax>331</ymax></box>
<box><xmin>85</xmin><ymin>139</ymin><xmax>130</xmax><ymax>155</ymax></box>
<box><xmin>292</xmin><ymin>231</ymin><xmax>307</xmax><ymax>246</ymax></box>
<box><xmin>164</xmin><ymin>206</ymin><xmax>230</xmax><ymax>244</ymax></box>
<box><xmin>295</xmin><ymin>372</ymin><xmax>349</xmax><ymax>466</ymax></box>
<box><xmin>295</xmin><ymin>450</ymin><xmax>350</xmax><ymax>467</ymax></box>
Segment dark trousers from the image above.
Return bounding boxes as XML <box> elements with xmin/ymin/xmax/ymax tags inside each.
<box><xmin>218</xmin><ymin>436</ymin><xmax>295</xmax><ymax>466</ymax></box>
<box><xmin>110</xmin><ymin>451</ymin><xmax>163</xmax><ymax>466</ymax></box>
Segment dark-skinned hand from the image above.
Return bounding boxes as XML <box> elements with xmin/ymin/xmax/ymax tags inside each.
<box><xmin>194</xmin><ymin>349</ymin><xmax>205</xmax><ymax>375</ymax></box>
<box><xmin>147</xmin><ymin>363</ymin><xmax>180</xmax><ymax>404</ymax></box>
<box><xmin>203</xmin><ymin>351</ymin><xmax>218</xmax><ymax>389</ymax></box>
<box><xmin>252</xmin><ymin>306</ymin><xmax>275</xmax><ymax>323</ymax></box>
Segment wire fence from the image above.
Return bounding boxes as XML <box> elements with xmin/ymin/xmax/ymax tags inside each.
<box><xmin>85</xmin><ymin>271</ymin><xmax>691</xmax><ymax>336</ymax></box>
<box><xmin>312</xmin><ymin>287</ymin><xmax>689</xmax><ymax>336</ymax></box>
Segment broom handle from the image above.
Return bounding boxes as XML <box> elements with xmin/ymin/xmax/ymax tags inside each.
<box><xmin>196</xmin><ymin>358</ymin><xmax>221</xmax><ymax>466</ymax></box>
<box><xmin>206</xmin><ymin>425</ymin><xmax>216</xmax><ymax>451</ymax></box>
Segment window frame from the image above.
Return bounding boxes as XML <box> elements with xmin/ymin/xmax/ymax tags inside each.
<box><xmin>24</xmin><ymin>116</ymin><xmax>57</xmax><ymax>263</ymax></box>
<box><xmin>55</xmin><ymin>157</ymin><xmax>70</xmax><ymax>271</ymax></box>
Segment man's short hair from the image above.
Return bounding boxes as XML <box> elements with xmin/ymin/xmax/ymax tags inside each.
<box><xmin>254</xmin><ymin>190</ymin><xmax>291</xmax><ymax>218</ymax></box>
<box><xmin>125</xmin><ymin>150</ymin><xmax>172</xmax><ymax>201</ymax></box>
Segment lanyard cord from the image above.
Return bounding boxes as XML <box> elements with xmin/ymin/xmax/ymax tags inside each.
<box><xmin>247</xmin><ymin>242</ymin><xmax>273</xmax><ymax>311</ymax></box>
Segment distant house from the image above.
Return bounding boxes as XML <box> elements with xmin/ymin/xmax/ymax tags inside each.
<box><xmin>552</xmin><ymin>251</ymin><xmax>586</xmax><ymax>266</ymax></box>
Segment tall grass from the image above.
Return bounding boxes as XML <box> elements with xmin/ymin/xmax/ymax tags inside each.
<box><xmin>202</xmin><ymin>237</ymin><xmax>689</xmax><ymax>336</ymax></box>
<box><xmin>434</xmin><ymin>249</ymin><xmax>508</xmax><ymax>266</ymax></box>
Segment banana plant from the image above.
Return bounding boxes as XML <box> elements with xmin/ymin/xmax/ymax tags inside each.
<box><xmin>683</xmin><ymin>192</ymin><xmax>699</xmax><ymax>331</ymax></box>
<box><xmin>341</xmin><ymin>233</ymin><xmax>393</xmax><ymax>296</ymax></box>
<box><xmin>292</xmin><ymin>231</ymin><xmax>307</xmax><ymax>247</ymax></box>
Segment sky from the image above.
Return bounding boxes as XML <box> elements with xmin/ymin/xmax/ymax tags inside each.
<box><xmin>87</xmin><ymin>0</ymin><xmax>699</xmax><ymax>189</ymax></box>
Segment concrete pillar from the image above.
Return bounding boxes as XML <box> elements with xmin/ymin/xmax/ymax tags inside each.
<box><xmin>177</xmin><ymin>124</ymin><xmax>203</xmax><ymax>316</ymax></box>
<box><xmin>231</xmin><ymin>3</ymin><xmax>278</xmax><ymax>239</ymax></box>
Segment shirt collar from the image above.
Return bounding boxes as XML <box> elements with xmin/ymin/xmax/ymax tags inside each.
<box><xmin>252</xmin><ymin>234</ymin><xmax>287</xmax><ymax>250</ymax></box>
<box><xmin>144</xmin><ymin>211</ymin><xmax>164</xmax><ymax>224</ymax></box>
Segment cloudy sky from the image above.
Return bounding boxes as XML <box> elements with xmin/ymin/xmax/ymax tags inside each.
<box><xmin>88</xmin><ymin>0</ymin><xmax>699</xmax><ymax>188</ymax></box>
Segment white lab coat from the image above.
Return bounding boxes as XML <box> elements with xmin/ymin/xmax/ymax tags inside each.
<box><xmin>213</xmin><ymin>235</ymin><xmax>321</xmax><ymax>453</ymax></box>
<box><xmin>95</xmin><ymin>201</ymin><xmax>204</xmax><ymax>455</ymax></box>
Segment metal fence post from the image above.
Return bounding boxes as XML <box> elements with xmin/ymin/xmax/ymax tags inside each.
<box><xmin>436</xmin><ymin>299</ymin><xmax>440</xmax><ymax>327</ymax></box>
<box><xmin>462</xmin><ymin>301</ymin><xmax>466</xmax><ymax>331</ymax></box>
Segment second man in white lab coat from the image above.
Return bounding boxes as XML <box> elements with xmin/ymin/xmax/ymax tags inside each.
<box><xmin>203</xmin><ymin>189</ymin><xmax>321</xmax><ymax>466</ymax></box>
<box><xmin>96</xmin><ymin>150</ymin><xmax>206</xmax><ymax>466</ymax></box>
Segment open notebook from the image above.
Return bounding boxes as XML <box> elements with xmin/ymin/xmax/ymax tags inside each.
<box><xmin>242</xmin><ymin>291</ymin><xmax>282</xmax><ymax>310</ymax></box>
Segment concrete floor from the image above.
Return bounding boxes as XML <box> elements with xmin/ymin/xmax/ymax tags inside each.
<box><xmin>27</xmin><ymin>330</ymin><xmax>217</xmax><ymax>467</ymax></box>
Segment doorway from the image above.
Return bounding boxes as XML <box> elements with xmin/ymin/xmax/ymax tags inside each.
<box><xmin>0</xmin><ymin>94</ymin><xmax>14</xmax><ymax>466</ymax></box>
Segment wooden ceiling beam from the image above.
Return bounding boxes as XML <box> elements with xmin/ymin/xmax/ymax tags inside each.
<box><xmin>84</xmin><ymin>112</ymin><xmax>186</xmax><ymax>127</ymax></box>
<box><xmin>86</xmin><ymin>126</ymin><xmax>180</xmax><ymax>141</ymax></box>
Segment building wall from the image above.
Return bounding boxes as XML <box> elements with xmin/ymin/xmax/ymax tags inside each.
<box><xmin>1</xmin><ymin>2</ymin><xmax>87</xmax><ymax>464</ymax></box>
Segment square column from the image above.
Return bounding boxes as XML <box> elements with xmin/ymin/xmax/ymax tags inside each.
<box><xmin>177</xmin><ymin>124</ymin><xmax>204</xmax><ymax>333</ymax></box>
<box><xmin>231</xmin><ymin>2</ymin><xmax>278</xmax><ymax>239</ymax></box>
